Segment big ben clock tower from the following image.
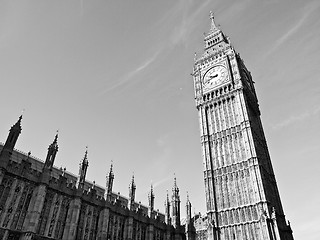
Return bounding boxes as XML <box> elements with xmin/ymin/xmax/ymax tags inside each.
<box><xmin>192</xmin><ymin>12</ymin><xmax>294</xmax><ymax>240</ymax></box>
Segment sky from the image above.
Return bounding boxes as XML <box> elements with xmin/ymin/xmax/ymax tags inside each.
<box><xmin>0</xmin><ymin>0</ymin><xmax>319</xmax><ymax>239</ymax></box>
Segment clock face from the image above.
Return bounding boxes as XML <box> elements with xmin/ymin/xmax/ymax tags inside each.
<box><xmin>203</xmin><ymin>65</ymin><xmax>228</xmax><ymax>90</ymax></box>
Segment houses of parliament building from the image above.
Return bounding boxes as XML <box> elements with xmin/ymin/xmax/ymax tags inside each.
<box><xmin>0</xmin><ymin>13</ymin><xmax>294</xmax><ymax>240</ymax></box>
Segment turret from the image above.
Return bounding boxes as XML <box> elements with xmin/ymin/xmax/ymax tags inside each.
<box><xmin>128</xmin><ymin>174</ymin><xmax>136</xmax><ymax>210</ymax></box>
<box><xmin>43</xmin><ymin>132</ymin><xmax>58</xmax><ymax>171</ymax></box>
<box><xmin>105</xmin><ymin>162</ymin><xmax>114</xmax><ymax>201</ymax></box>
<box><xmin>76</xmin><ymin>147</ymin><xmax>89</xmax><ymax>189</ymax></box>
<box><xmin>148</xmin><ymin>184</ymin><xmax>155</xmax><ymax>218</ymax></box>
<box><xmin>164</xmin><ymin>190</ymin><xmax>171</xmax><ymax>225</ymax></box>
<box><xmin>185</xmin><ymin>193</ymin><xmax>196</xmax><ymax>240</ymax></box>
<box><xmin>186</xmin><ymin>193</ymin><xmax>192</xmax><ymax>224</ymax></box>
<box><xmin>171</xmin><ymin>176</ymin><xmax>181</xmax><ymax>228</ymax></box>
<box><xmin>0</xmin><ymin>115</ymin><xmax>22</xmax><ymax>168</ymax></box>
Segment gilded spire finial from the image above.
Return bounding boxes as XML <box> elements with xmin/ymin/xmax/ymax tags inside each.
<box><xmin>210</xmin><ymin>11</ymin><xmax>217</xmax><ymax>31</ymax></box>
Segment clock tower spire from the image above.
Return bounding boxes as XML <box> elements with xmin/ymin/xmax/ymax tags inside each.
<box><xmin>209</xmin><ymin>11</ymin><xmax>218</xmax><ymax>31</ymax></box>
<box><xmin>193</xmin><ymin>12</ymin><xmax>294</xmax><ymax>240</ymax></box>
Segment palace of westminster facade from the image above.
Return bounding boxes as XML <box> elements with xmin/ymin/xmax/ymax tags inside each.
<box><xmin>0</xmin><ymin>13</ymin><xmax>294</xmax><ymax>240</ymax></box>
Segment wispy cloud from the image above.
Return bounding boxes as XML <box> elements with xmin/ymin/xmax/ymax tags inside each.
<box><xmin>98</xmin><ymin>0</ymin><xmax>210</xmax><ymax>96</ymax></box>
<box><xmin>154</xmin><ymin>0</ymin><xmax>211</xmax><ymax>48</ymax></box>
<box><xmin>267</xmin><ymin>1</ymin><xmax>320</xmax><ymax>56</ymax></box>
<box><xmin>100</xmin><ymin>49</ymin><xmax>161</xmax><ymax>94</ymax></box>
<box><xmin>170</xmin><ymin>0</ymin><xmax>211</xmax><ymax>47</ymax></box>
<box><xmin>273</xmin><ymin>106</ymin><xmax>320</xmax><ymax>129</ymax></box>
<box><xmin>220</xmin><ymin>0</ymin><xmax>252</xmax><ymax>21</ymax></box>
<box><xmin>153</xmin><ymin>175</ymin><xmax>172</xmax><ymax>189</ymax></box>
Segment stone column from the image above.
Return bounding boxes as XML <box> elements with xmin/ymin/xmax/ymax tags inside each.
<box><xmin>20</xmin><ymin>184</ymin><xmax>47</xmax><ymax>240</ymax></box>
<box><xmin>186</xmin><ymin>225</ymin><xmax>196</xmax><ymax>240</ymax></box>
<box><xmin>165</xmin><ymin>227</ymin><xmax>172</xmax><ymax>240</ymax></box>
<box><xmin>146</xmin><ymin>224</ymin><xmax>154</xmax><ymax>239</ymax></box>
<box><xmin>19</xmin><ymin>232</ymin><xmax>34</xmax><ymax>240</ymax></box>
<box><xmin>125</xmin><ymin>217</ymin><xmax>133</xmax><ymax>240</ymax></box>
<box><xmin>62</xmin><ymin>198</ymin><xmax>81</xmax><ymax>240</ymax></box>
<box><xmin>271</xmin><ymin>208</ymin><xmax>281</xmax><ymax>240</ymax></box>
<box><xmin>0</xmin><ymin>168</ymin><xmax>5</xmax><ymax>186</ymax></box>
<box><xmin>259</xmin><ymin>210</ymin><xmax>273</xmax><ymax>240</ymax></box>
<box><xmin>0</xmin><ymin>178</ymin><xmax>18</xmax><ymax>225</ymax></box>
<box><xmin>0</xmin><ymin>179</ymin><xmax>22</xmax><ymax>240</ymax></box>
<box><xmin>96</xmin><ymin>208</ymin><xmax>110</xmax><ymax>240</ymax></box>
<box><xmin>206</xmin><ymin>224</ymin><xmax>219</xmax><ymax>240</ymax></box>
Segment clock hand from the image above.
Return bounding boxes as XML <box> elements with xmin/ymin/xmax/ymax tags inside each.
<box><xmin>210</xmin><ymin>74</ymin><xmax>218</xmax><ymax>79</ymax></box>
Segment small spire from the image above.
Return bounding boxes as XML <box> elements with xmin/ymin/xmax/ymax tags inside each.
<box><xmin>148</xmin><ymin>183</ymin><xmax>155</xmax><ymax>215</ymax></box>
<box><xmin>107</xmin><ymin>161</ymin><xmax>114</xmax><ymax>179</ymax></box>
<box><xmin>110</xmin><ymin>160</ymin><xmax>113</xmax><ymax>173</ymax></box>
<box><xmin>12</xmin><ymin>115</ymin><xmax>23</xmax><ymax>131</ymax></box>
<box><xmin>14</xmin><ymin>110</ymin><xmax>24</xmax><ymax>129</ymax></box>
<box><xmin>105</xmin><ymin>161</ymin><xmax>114</xmax><ymax>201</ymax></box>
<box><xmin>172</xmin><ymin>174</ymin><xmax>179</xmax><ymax>191</ymax></box>
<box><xmin>76</xmin><ymin>146</ymin><xmax>89</xmax><ymax>188</ymax></box>
<box><xmin>83</xmin><ymin>146</ymin><xmax>88</xmax><ymax>163</ymax></box>
<box><xmin>209</xmin><ymin>11</ymin><xmax>218</xmax><ymax>31</ymax></box>
<box><xmin>128</xmin><ymin>173</ymin><xmax>136</xmax><ymax>210</ymax></box>
<box><xmin>43</xmin><ymin>131</ymin><xmax>59</xmax><ymax>171</ymax></box>
<box><xmin>149</xmin><ymin>184</ymin><xmax>154</xmax><ymax>198</ymax></box>
<box><xmin>54</xmin><ymin>130</ymin><xmax>59</xmax><ymax>143</ymax></box>
<box><xmin>129</xmin><ymin>173</ymin><xmax>136</xmax><ymax>189</ymax></box>
<box><xmin>49</xmin><ymin>131</ymin><xmax>59</xmax><ymax>149</ymax></box>
<box><xmin>165</xmin><ymin>189</ymin><xmax>171</xmax><ymax>225</ymax></box>
<box><xmin>186</xmin><ymin>191</ymin><xmax>192</xmax><ymax>223</ymax></box>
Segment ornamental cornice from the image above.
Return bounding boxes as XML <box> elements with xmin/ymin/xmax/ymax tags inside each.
<box><xmin>212</xmin><ymin>201</ymin><xmax>269</xmax><ymax>214</ymax></box>
<box><xmin>210</xmin><ymin>157</ymin><xmax>260</xmax><ymax>176</ymax></box>
<box><xmin>194</xmin><ymin>47</ymin><xmax>232</xmax><ymax>66</ymax></box>
<box><xmin>197</xmin><ymin>86</ymin><xmax>243</xmax><ymax>108</ymax></box>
